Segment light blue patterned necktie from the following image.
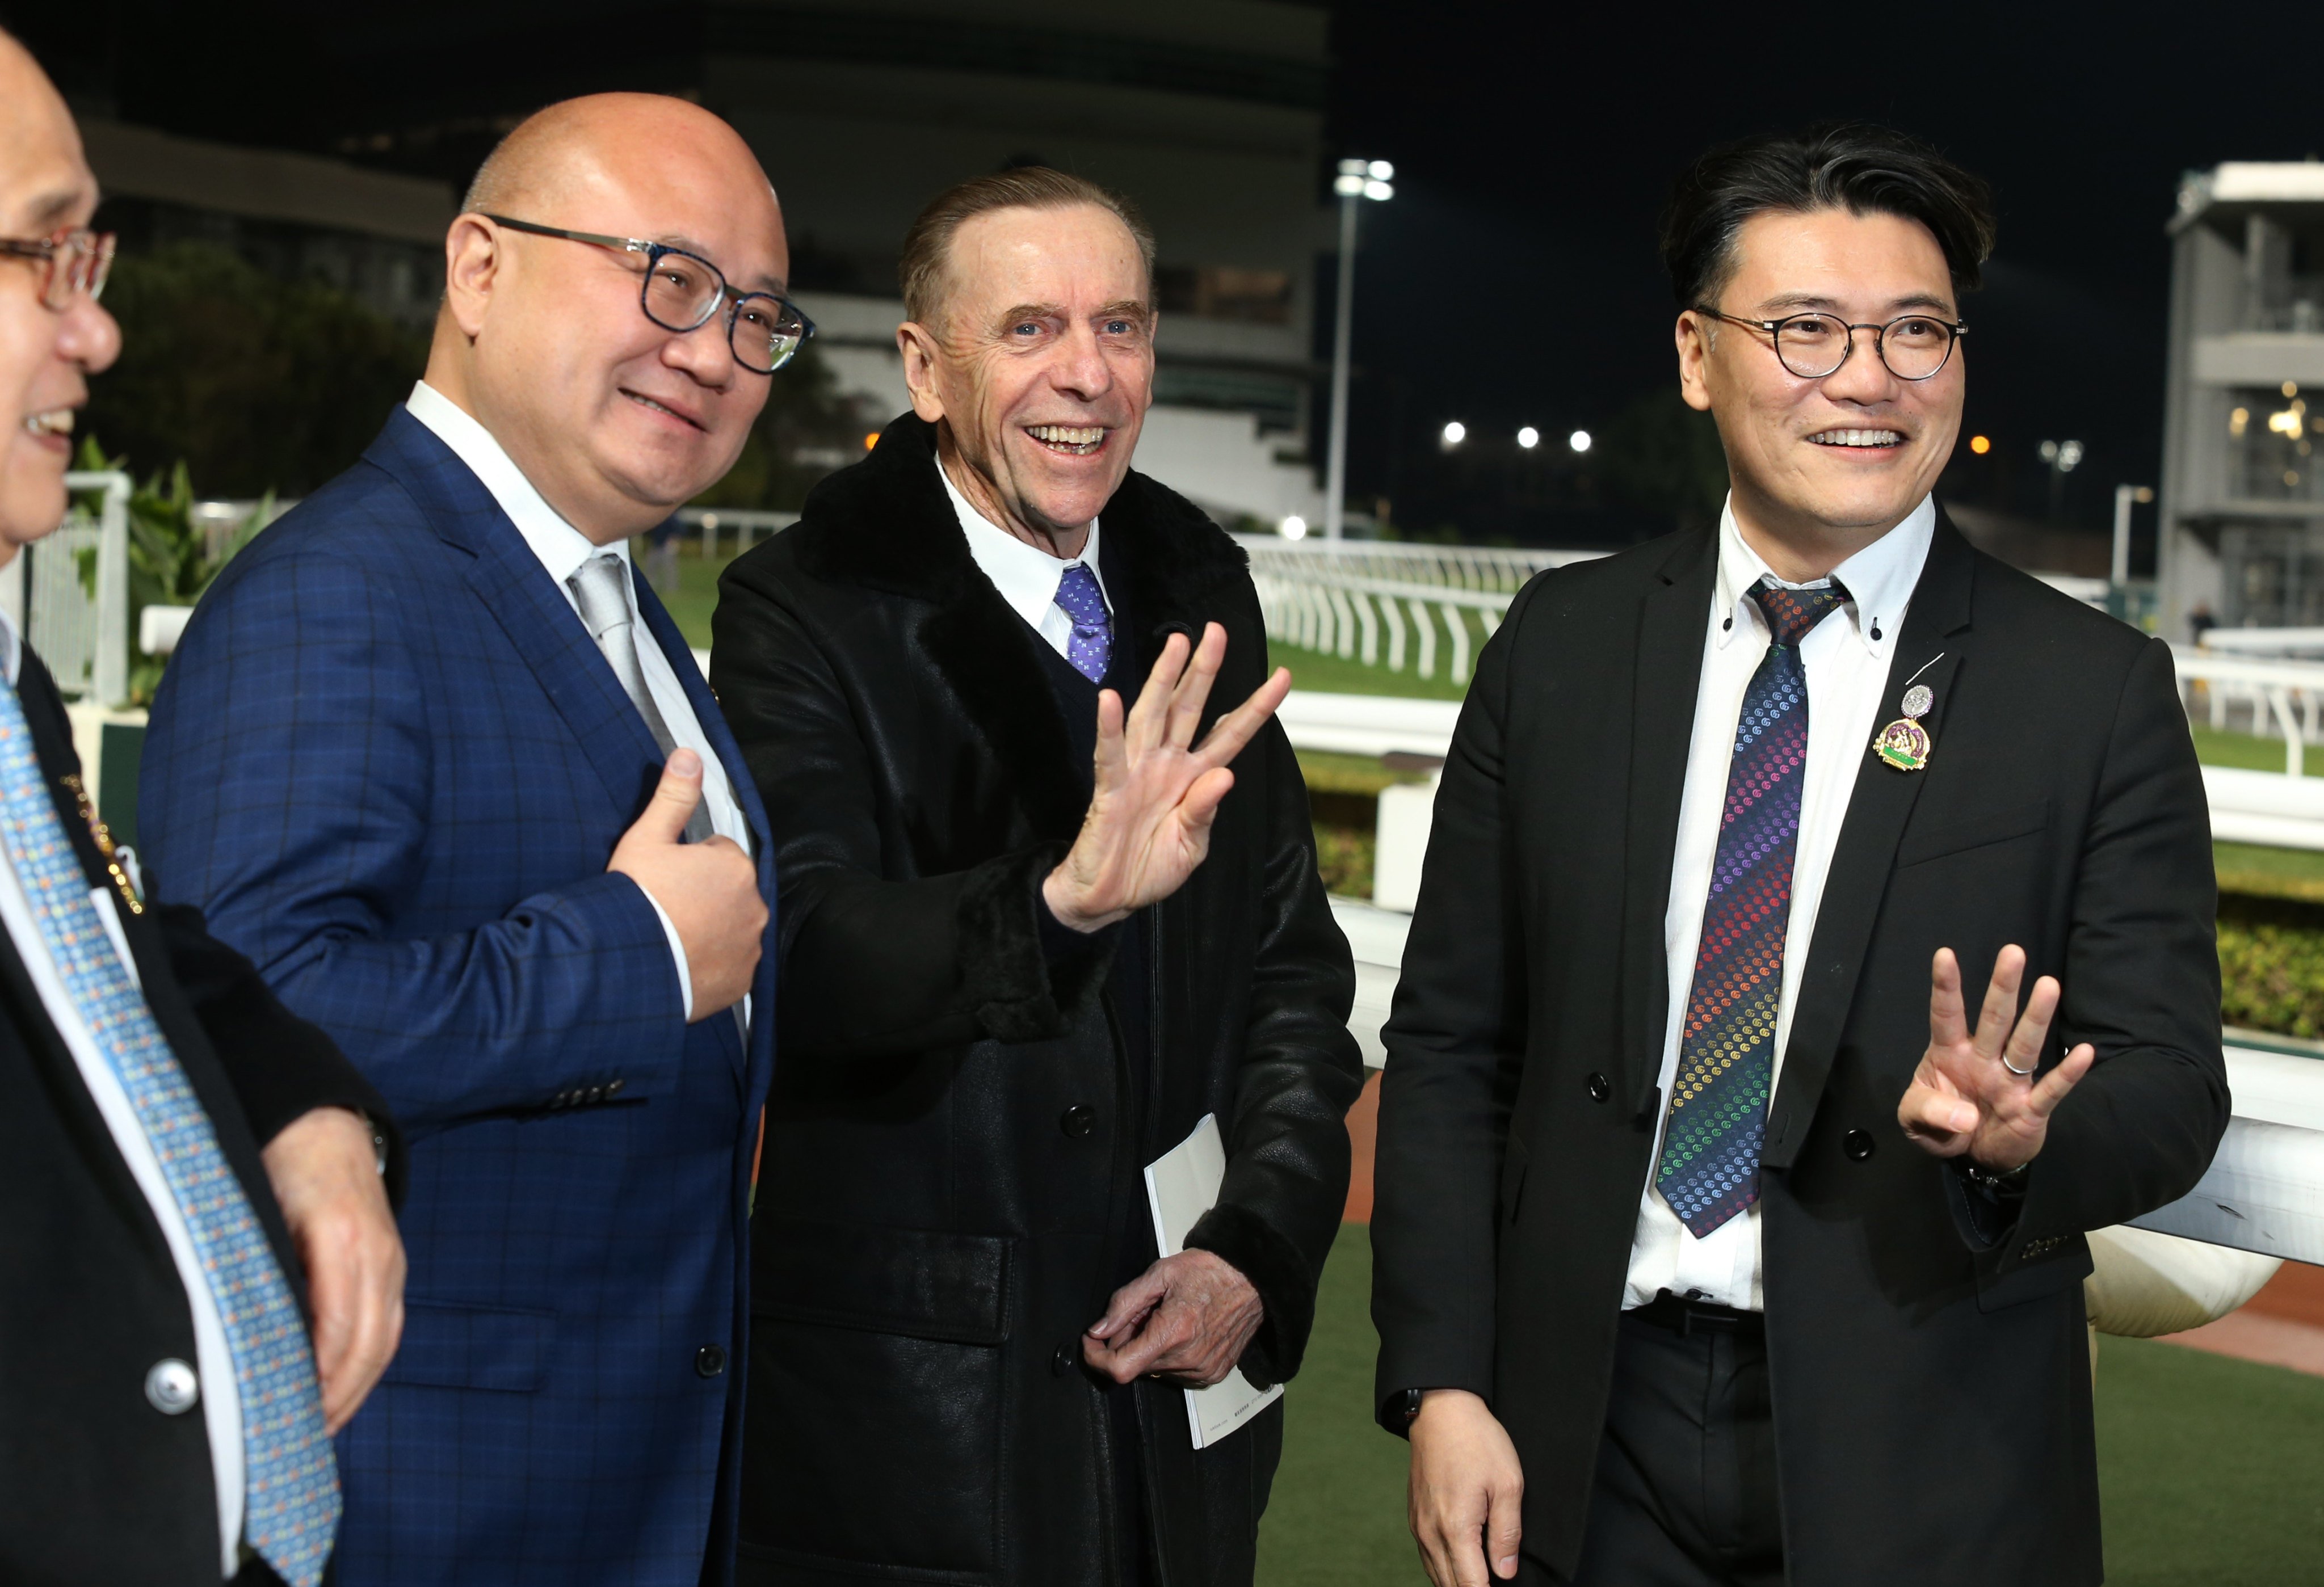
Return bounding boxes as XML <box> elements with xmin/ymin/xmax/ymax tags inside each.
<box><xmin>0</xmin><ymin>677</ymin><xmax>339</xmax><ymax>1585</ymax></box>
<box><xmin>1053</xmin><ymin>563</ymin><xmax>1112</xmax><ymax>683</ymax></box>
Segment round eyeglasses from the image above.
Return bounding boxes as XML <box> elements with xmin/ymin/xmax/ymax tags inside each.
<box><xmin>0</xmin><ymin>228</ymin><xmax>117</xmax><ymax>311</ymax></box>
<box><xmin>1693</xmin><ymin>307</ymin><xmax>1966</xmax><ymax>382</ymax></box>
<box><xmin>483</xmin><ymin>214</ymin><xmax>814</xmax><ymax>375</ymax></box>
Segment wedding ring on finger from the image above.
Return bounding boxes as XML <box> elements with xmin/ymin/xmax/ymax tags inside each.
<box><xmin>2002</xmin><ymin>1052</ymin><xmax>2036</xmax><ymax>1076</ymax></box>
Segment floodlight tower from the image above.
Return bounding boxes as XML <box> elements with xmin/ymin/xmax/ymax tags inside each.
<box><xmin>1323</xmin><ymin>157</ymin><xmax>1394</xmax><ymax>541</ymax></box>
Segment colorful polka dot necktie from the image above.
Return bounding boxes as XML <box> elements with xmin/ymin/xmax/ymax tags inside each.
<box><xmin>1053</xmin><ymin>563</ymin><xmax>1112</xmax><ymax>683</ymax></box>
<box><xmin>1654</xmin><ymin>578</ymin><xmax>1851</xmax><ymax>1237</ymax></box>
<box><xmin>0</xmin><ymin>678</ymin><xmax>339</xmax><ymax>1584</ymax></box>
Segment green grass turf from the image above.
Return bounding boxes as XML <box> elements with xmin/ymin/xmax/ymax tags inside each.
<box><xmin>1258</xmin><ymin>1227</ymin><xmax>2324</xmax><ymax>1586</ymax></box>
<box><xmin>639</xmin><ymin>540</ymin><xmax>740</xmax><ymax>651</ymax></box>
<box><xmin>2095</xmin><ymin>1335</ymin><xmax>2324</xmax><ymax>1585</ymax></box>
<box><xmin>1256</xmin><ymin>1225</ymin><xmax>1424</xmax><ymax>1587</ymax></box>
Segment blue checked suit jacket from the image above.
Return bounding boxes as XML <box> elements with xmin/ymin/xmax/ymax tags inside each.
<box><xmin>139</xmin><ymin>409</ymin><xmax>779</xmax><ymax>1587</ymax></box>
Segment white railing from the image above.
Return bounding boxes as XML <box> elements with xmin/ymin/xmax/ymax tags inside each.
<box><xmin>2171</xmin><ymin>646</ymin><xmax>2324</xmax><ymax>777</ymax></box>
<box><xmin>1237</xmin><ymin>537</ymin><xmax>1602</xmax><ymax>685</ymax></box>
<box><xmin>676</xmin><ymin>506</ymin><xmax>797</xmax><ymax>561</ymax></box>
<box><xmin>0</xmin><ymin>472</ymin><xmax>132</xmax><ymax>705</ymax></box>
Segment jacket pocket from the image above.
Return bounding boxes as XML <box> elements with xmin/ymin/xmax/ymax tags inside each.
<box><xmin>1895</xmin><ymin>798</ymin><xmax>2050</xmax><ymax>870</ymax></box>
<box><xmin>742</xmin><ymin>1222</ymin><xmax>1011</xmax><ymax>1577</ymax></box>
<box><xmin>379</xmin><ymin>1300</ymin><xmax>554</xmax><ymax>1392</ymax></box>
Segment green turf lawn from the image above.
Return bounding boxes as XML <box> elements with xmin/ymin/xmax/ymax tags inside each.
<box><xmin>639</xmin><ymin>538</ymin><xmax>740</xmax><ymax>650</ymax></box>
<box><xmin>1258</xmin><ymin>1226</ymin><xmax>2324</xmax><ymax>1587</ymax></box>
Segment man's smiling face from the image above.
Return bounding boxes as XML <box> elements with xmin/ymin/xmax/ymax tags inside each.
<box><xmin>905</xmin><ymin>202</ymin><xmax>1154</xmax><ymax>546</ymax></box>
<box><xmin>1678</xmin><ymin>207</ymin><xmax>1964</xmax><ymax>565</ymax></box>
<box><xmin>0</xmin><ymin>35</ymin><xmax>120</xmax><ymax>555</ymax></box>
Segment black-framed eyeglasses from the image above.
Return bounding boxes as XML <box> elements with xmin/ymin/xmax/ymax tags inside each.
<box><xmin>1693</xmin><ymin>306</ymin><xmax>1966</xmax><ymax>382</ymax></box>
<box><xmin>0</xmin><ymin>228</ymin><xmax>116</xmax><ymax>311</ymax></box>
<box><xmin>483</xmin><ymin>214</ymin><xmax>814</xmax><ymax>374</ymax></box>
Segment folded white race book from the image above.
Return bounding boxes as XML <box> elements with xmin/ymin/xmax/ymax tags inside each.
<box><xmin>1144</xmin><ymin>1113</ymin><xmax>1285</xmax><ymax>1449</ymax></box>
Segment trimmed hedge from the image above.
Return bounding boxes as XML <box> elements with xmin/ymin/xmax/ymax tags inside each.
<box><xmin>2218</xmin><ymin>895</ymin><xmax>2324</xmax><ymax>1039</ymax></box>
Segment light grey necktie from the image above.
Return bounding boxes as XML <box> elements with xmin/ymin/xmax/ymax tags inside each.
<box><xmin>569</xmin><ymin>553</ymin><xmax>712</xmax><ymax>843</ymax></box>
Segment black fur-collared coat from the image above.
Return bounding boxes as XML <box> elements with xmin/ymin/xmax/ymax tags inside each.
<box><xmin>710</xmin><ymin>415</ymin><xmax>1363</xmax><ymax>1587</ymax></box>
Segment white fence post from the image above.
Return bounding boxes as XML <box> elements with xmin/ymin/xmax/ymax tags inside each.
<box><xmin>93</xmin><ymin>475</ymin><xmax>130</xmax><ymax>708</ymax></box>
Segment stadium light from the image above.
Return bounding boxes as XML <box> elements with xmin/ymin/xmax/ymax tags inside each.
<box><xmin>1569</xmin><ymin>429</ymin><xmax>1592</xmax><ymax>453</ymax></box>
<box><xmin>1517</xmin><ymin>426</ymin><xmax>1540</xmax><ymax>449</ymax></box>
<box><xmin>1324</xmin><ymin>158</ymin><xmax>1395</xmax><ymax>540</ymax></box>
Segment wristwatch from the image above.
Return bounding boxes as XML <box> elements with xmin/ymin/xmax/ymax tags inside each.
<box><xmin>1959</xmin><ymin>1158</ymin><xmax>2030</xmax><ymax>1196</ymax></box>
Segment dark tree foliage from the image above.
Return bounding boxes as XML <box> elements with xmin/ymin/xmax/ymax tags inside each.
<box><xmin>688</xmin><ymin>340</ymin><xmax>873</xmax><ymax>512</ymax></box>
<box><xmin>1596</xmin><ymin>389</ymin><xmax>1732</xmax><ymax>533</ymax></box>
<box><xmin>84</xmin><ymin>242</ymin><xmax>428</xmax><ymax>498</ymax></box>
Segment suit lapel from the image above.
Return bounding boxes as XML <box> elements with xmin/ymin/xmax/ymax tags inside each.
<box><xmin>1618</xmin><ymin>531</ymin><xmax>1718</xmax><ymax>1114</ymax></box>
<box><xmin>1761</xmin><ymin>515</ymin><xmax>1978</xmax><ymax>1169</ymax></box>
<box><xmin>368</xmin><ymin>412</ymin><xmax>673</xmax><ymax>826</ymax></box>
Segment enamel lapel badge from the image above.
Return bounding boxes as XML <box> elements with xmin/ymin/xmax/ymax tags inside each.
<box><xmin>1873</xmin><ymin>678</ymin><xmax>1935</xmax><ymax>772</ymax></box>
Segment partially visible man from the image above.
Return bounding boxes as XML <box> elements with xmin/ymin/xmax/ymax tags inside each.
<box><xmin>712</xmin><ymin>168</ymin><xmax>1363</xmax><ymax>1585</ymax></box>
<box><xmin>0</xmin><ymin>30</ymin><xmax>406</xmax><ymax>1587</ymax></box>
<box><xmin>1373</xmin><ymin>124</ymin><xmax>2225</xmax><ymax>1587</ymax></box>
<box><xmin>141</xmin><ymin>94</ymin><xmax>789</xmax><ymax>1585</ymax></box>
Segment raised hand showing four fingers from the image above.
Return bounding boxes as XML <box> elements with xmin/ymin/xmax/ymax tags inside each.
<box><xmin>1898</xmin><ymin>944</ymin><xmax>2095</xmax><ymax>1171</ymax></box>
<box><xmin>1044</xmin><ymin>622</ymin><xmax>1293</xmax><ymax>933</ymax></box>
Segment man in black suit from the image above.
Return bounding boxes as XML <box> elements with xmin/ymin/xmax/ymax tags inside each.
<box><xmin>0</xmin><ymin>33</ymin><xmax>406</xmax><ymax>1584</ymax></box>
<box><xmin>1372</xmin><ymin>124</ymin><xmax>2226</xmax><ymax>1587</ymax></box>
<box><xmin>711</xmin><ymin>167</ymin><xmax>1361</xmax><ymax>1584</ymax></box>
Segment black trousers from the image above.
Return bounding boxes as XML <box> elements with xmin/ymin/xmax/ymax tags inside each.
<box><xmin>1528</xmin><ymin>1301</ymin><xmax>1784</xmax><ymax>1587</ymax></box>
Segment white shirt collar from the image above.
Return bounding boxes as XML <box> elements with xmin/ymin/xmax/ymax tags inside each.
<box><xmin>405</xmin><ymin>380</ymin><xmax>632</xmax><ymax>592</ymax></box>
<box><xmin>1713</xmin><ymin>492</ymin><xmax>1935</xmax><ymax>660</ymax></box>
<box><xmin>936</xmin><ymin>460</ymin><xmax>1108</xmax><ymax>630</ymax></box>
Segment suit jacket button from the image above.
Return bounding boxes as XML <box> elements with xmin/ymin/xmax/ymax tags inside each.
<box><xmin>606</xmin><ymin>1078</ymin><xmax>624</xmax><ymax>1096</ymax></box>
<box><xmin>695</xmin><ymin>1344</ymin><xmax>728</xmax><ymax>1378</ymax></box>
<box><xmin>1052</xmin><ymin>1341</ymin><xmax>1078</xmax><ymax>1376</ymax></box>
<box><xmin>145</xmin><ymin>1358</ymin><xmax>199</xmax><ymax>1415</ymax></box>
<box><xmin>1586</xmin><ymin>1073</ymin><xmax>1611</xmax><ymax>1103</ymax></box>
<box><xmin>1843</xmin><ymin>1129</ymin><xmax>1876</xmax><ymax>1161</ymax></box>
<box><xmin>1060</xmin><ymin>1104</ymin><xmax>1097</xmax><ymax>1137</ymax></box>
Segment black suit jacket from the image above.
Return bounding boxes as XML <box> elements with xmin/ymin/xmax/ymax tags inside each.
<box><xmin>1370</xmin><ymin>513</ymin><xmax>2226</xmax><ymax>1587</ymax></box>
<box><xmin>0</xmin><ymin>645</ymin><xmax>401</xmax><ymax>1586</ymax></box>
<box><xmin>710</xmin><ymin>416</ymin><xmax>1362</xmax><ymax>1585</ymax></box>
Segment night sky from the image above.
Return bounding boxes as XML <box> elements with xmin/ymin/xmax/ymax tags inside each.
<box><xmin>1327</xmin><ymin>1</ymin><xmax>2324</xmax><ymax>544</ymax></box>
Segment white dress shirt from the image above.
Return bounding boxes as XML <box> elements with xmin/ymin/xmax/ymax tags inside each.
<box><xmin>1622</xmin><ymin>494</ymin><xmax>1936</xmax><ymax>1312</ymax></box>
<box><xmin>0</xmin><ymin>607</ymin><xmax>245</xmax><ymax>1576</ymax></box>
<box><xmin>938</xmin><ymin>461</ymin><xmax>1110</xmax><ymax>655</ymax></box>
<box><xmin>405</xmin><ymin>381</ymin><xmax>754</xmax><ymax>1021</ymax></box>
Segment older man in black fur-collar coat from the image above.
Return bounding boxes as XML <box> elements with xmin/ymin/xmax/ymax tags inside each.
<box><xmin>709</xmin><ymin>170</ymin><xmax>1363</xmax><ymax>1587</ymax></box>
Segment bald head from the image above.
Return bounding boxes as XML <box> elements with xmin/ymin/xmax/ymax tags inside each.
<box><xmin>463</xmin><ymin>94</ymin><xmax>778</xmax><ymax>243</ymax></box>
<box><xmin>426</xmin><ymin>92</ymin><xmax>789</xmax><ymax>543</ymax></box>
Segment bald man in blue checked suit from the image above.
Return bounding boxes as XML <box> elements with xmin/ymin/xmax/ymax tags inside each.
<box><xmin>138</xmin><ymin>94</ymin><xmax>796</xmax><ymax>1586</ymax></box>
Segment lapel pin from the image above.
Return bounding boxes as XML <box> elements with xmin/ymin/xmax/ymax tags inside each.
<box><xmin>1872</xmin><ymin>656</ymin><xmax>1943</xmax><ymax>773</ymax></box>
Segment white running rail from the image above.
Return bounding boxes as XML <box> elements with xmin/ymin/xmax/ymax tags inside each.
<box><xmin>2171</xmin><ymin>646</ymin><xmax>2324</xmax><ymax>777</ymax></box>
<box><xmin>1237</xmin><ymin>537</ymin><xmax>1600</xmax><ymax>684</ymax></box>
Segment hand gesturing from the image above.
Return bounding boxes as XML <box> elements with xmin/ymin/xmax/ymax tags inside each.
<box><xmin>1043</xmin><ymin>622</ymin><xmax>1292</xmax><ymax>933</ymax></box>
<box><xmin>1898</xmin><ymin>944</ymin><xmax>2094</xmax><ymax>1171</ymax></box>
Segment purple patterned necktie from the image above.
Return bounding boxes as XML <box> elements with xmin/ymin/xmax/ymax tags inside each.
<box><xmin>1653</xmin><ymin>577</ymin><xmax>1850</xmax><ymax>1237</ymax></box>
<box><xmin>1053</xmin><ymin>563</ymin><xmax>1112</xmax><ymax>683</ymax></box>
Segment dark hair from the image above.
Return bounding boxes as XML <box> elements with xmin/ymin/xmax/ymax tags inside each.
<box><xmin>898</xmin><ymin>166</ymin><xmax>1155</xmax><ymax>325</ymax></box>
<box><xmin>1660</xmin><ymin>123</ymin><xmax>1997</xmax><ymax>309</ymax></box>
